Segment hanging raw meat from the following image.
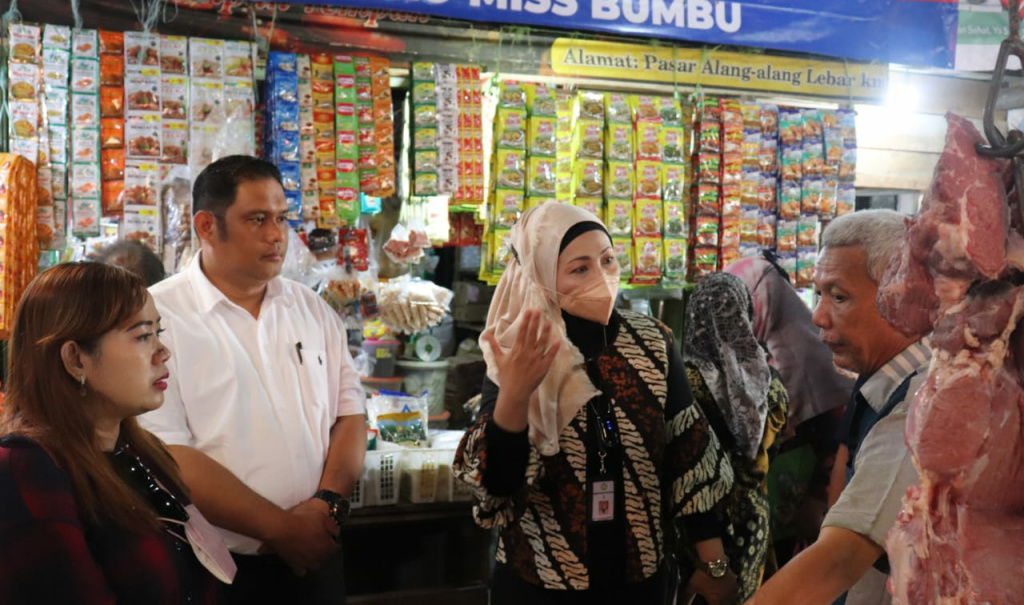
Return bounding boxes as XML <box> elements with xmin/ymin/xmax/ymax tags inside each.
<box><xmin>880</xmin><ymin>113</ymin><xmax>1024</xmax><ymax>604</ymax></box>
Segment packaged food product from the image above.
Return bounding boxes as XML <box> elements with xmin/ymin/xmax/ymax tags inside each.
<box><xmin>663</xmin><ymin>201</ymin><xmax>687</xmax><ymax>238</ymax></box>
<box><xmin>494</xmin><ymin>149</ymin><xmax>526</xmax><ymax>190</ymax></box>
<box><xmin>578</xmin><ymin>91</ymin><xmax>605</xmax><ymax>122</ymax></box>
<box><xmin>525</xmin><ymin>83</ymin><xmax>557</xmax><ymax>117</ymax></box>
<box><xmin>635</xmin><ymin>162</ymin><xmax>661</xmax><ymax>200</ymax></box>
<box><xmin>612</xmin><ymin>237</ymin><xmax>633</xmax><ymax>278</ymax></box>
<box><xmin>797</xmin><ymin>214</ymin><xmax>820</xmax><ymax>249</ymax></box>
<box><xmin>758</xmin><ymin>175</ymin><xmax>778</xmax><ymax>214</ymax></box>
<box><xmin>576</xmin><ymin>120</ymin><xmax>604</xmax><ymax>159</ymax></box>
<box><xmin>158</xmin><ymin>36</ymin><xmax>187</xmax><ymax>75</ymax></box>
<box><xmin>495</xmin><ymin>109</ymin><xmax>527</xmax><ymax>150</ymax></box>
<box><xmin>99</xmin><ymin>30</ymin><xmax>124</xmax><ymax>56</ymax></box>
<box><xmin>45</xmin><ymin>88</ymin><xmax>69</xmax><ymax>125</ymax></box>
<box><xmin>663</xmin><ymin>239</ymin><xmax>687</xmax><ymax>279</ymax></box>
<box><xmin>10</xmin><ymin>24</ymin><xmax>41</xmax><ymax>64</ymax></box>
<box><xmin>722</xmin><ymin>153</ymin><xmax>743</xmax><ymax>184</ymax></box>
<box><xmin>493</xmin><ymin>190</ymin><xmax>524</xmax><ymax>228</ymax></box>
<box><xmin>635</xmin><ymin>124</ymin><xmax>661</xmax><ymax>162</ymax></box>
<box><xmin>698</xmin><ymin>152</ymin><xmax>721</xmax><ymax>184</ymax></box>
<box><xmin>634</xmin><ymin>199</ymin><xmax>662</xmax><ymax>238</ymax></box>
<box><xmin>72</xmin><ymin>198</ymin><xmax>102</xmax><ymax>236</ymax></box>
<box><xmin>101</xmin><ymin>148</ymin><xmax>126</xmax><ymax>181</ymax></box>
<box><xmin>721</xmin><ymin>216</ymin><xmax>741</xmax><ymax>249</ymax></box>
<box><xmin>837</xmin><ymin>184</ymin><xmax>856</xmax><ymax>216</ymax></box>
<box><xmin>796</xmin><ymin>250</ymin><xmax>817</xmax><ymax>288</ymax></box>
<box><xmin>700</xmin><ymin>123</ymin><xmax>721</xmax><ymax>153</ymax></box>
<box><xmin>9</xmin><ymin>62</ymin><xmax>40</xmax><ymax>101</ymax></box>
<box><xmin>47</xmin><ymin>126</ymin><xmax>69</xmax><ymax>164</ymax></box>
<box><xmin>776</xmin><ymin>219</ymin><xmax>798</xmax><ymax>254</ymax></box>
<box><xmin>658</xmin><ymin>97</ymin><xmax>683</xmax><ymax>127</ymax></box>
<box><xmin>759</xmin><ymin>138</ymin><xmax>778</xmax><ymax>174</ymax></box>
<box><xmin>72</xmin><ymin>129</ymin><xmax>100</xmax><ymax>163</ymax></box>
<box><xmin>224</xmin><ymin>40</ymin><xmax>254</xmax><ymax>80</ymax></box>
<box><xmin>520</xmin><ymin>113</ymin><xmax>554</xmax><ymax>157</ymax></box>
<box><xmin>187</xmin><ymin>80</ymin><xmax>225</xmax><ymax>124</ymax></box>
<box><xmin>801</xmin><ymin>178</ymin><xmax>823</xmax><ymax>216</ymax></box>
<box><xmin>43</xmin><ymin>24</ymin><xmax>71</xmax><ymax>49</ymax></box>
<box><xmin>71</xmin><ymin>93</ymin><xmax>99</xmax><ymax>128</ymax></box>
<box><xmin>779</xmin><ymin>181</ymin><xmax>801</xmax><ymax>219</ymax></box>
<box><xmin>528</xmin><ymin>157</ymin><xmax>557</xmax><ymax>196</ymax></box>
<box><xmin>125</xmin><ymin>74</ymin><xmax>161</xmax><ymax>113</ymax></box>
<box><xmin>498</xmin><ymin>81</ymin><xmax>527</xmax><ymax>110</ymax></box>
<box><xmin>695</xmin><ymin>216</ymin><xmax>720</xmax><ymax>247</ymax></box>
<box><xmin>756</xmin><ymin>214</ymin><xmax>777</xmax><ymax>249</ymax></box>
<box><xmin>759</xmin><ymin>104</ymin><xmax>779</xmax><ymax>137</ymax></box>
<box><xmin>605</xmin><ymin>123</ymin><xmax>633</xmax><ymax>162</ymax></box>
<box><xmin>605</xmin><ymin>162</ymin><xmax>634</xmax><ymax>201</ymax></box>
<box><xmin>124</xmin><ymin>32</ymin><xmax>159</xmax><ymax>71</ymax></box>
<box><xmin>606</xmin><ymin>200</ymin><xmax>633</xmax><ymax>237</ymax></box>
<box><xmin>191</xmin><ymin>38</ymin><xmax>225</xmax><ymax>79</ymax></box>
<box><xmin>780</xmin><ymin>108</ymin><xmax>803</xmax><ymax>146</ymax></box>
<box><xmin>605</xmin><ymin>92</ymin><xmax>631</xmax><ymax>124</ymax></box>
<box><xmin>42</xmin><ymin>47</ymin><xmax>70</xmax><ymax>89</ymax></box>
<box><xmin>573</xmin><ymin>198</ymin><xmax>602</xmax><ymax>217</ymax></box>
<box><xmin>100</xmin><ymin>119</ymin><xmax>125</xmax><ymax>149</ymax></box>
<box><xmin>631</xmin><ymin>95</ymin><xmax>661</xmax><ymax>124</ymax></box>
<box><xmin>71</xmin><ymin>162</ymin><xmax>101</xmax><ymax>199</ymax></box>
<box><xmin>697</xmin><ymin>184</ymin><xmax>720</xmax><ymax>217</ymax></box>
<box><xmin>781</xmin><ymin>146</ymin><xmax>803</xmax><ymax>182</ymax></box>
<box><xmin>574</xmin><ymin>160</ymin><xmax>604</xmax><ymax>198</ymax></box>
<box><xmin>491</xmin><ymin>228</ymin><xmax>514</xmax><ymax>274</ymax></box>
<box><xmin>663</xmin><ymin>165</ymin><xmax>685</xmax><ymax>203</ymax></box>
<box><xmin>160</xmin><ymin>77</ymin><xmax>188</xmax><ymax>121</ymax></box>
<box><xmin>721</xmin><ymin>184</ymin><xmax>742</xmax><ymax>219</ymax></box>
<box><xmin>839</xmin><ymin>147</ymin><xmax>857</xmax><ymax>181</ymax></box>
<box><xmin>632</xmin><ymin>238</ymin><xmax>662</xmax><ymax>281</ymax></box>
<box><xmin>691</xmin><ymin>247</ymin><xmax>718</xmax><ymax>279</ymax></box>
<box><xmin>740</xmin><ymin>209</ymin><xmax>759</xmax><ymax>245</ymax></box>
<box><xmin>125</xmin><ymin>115</ymin><xmax>161</xmax><ymax>158</ymax></box>
<box><xmin>661</xmin><ymin>128</ymin><xmax>686</xmax><ymax>164</ymax></box>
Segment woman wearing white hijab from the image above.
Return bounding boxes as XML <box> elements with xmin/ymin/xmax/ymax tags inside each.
<box><xmin>454</xmin><ymin>203</ymin><xmax>736</xmax><ymax>605</ymax></box>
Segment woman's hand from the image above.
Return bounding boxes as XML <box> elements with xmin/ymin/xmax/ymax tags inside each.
<box><xmin>682</xmin><ymin>568</ymin><xmax>740</xmax><ymax>605</ymax></box>
<box><xmin>486</xmin><ymin>310</ymin><xmax>561</xmax><ymax>432</ymax></box>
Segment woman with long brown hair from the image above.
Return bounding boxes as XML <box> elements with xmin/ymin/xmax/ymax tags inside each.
<box><xmin>0</xmin><ymin>262</ymin><xmax>234</xmax><ymax>604</ymax></box>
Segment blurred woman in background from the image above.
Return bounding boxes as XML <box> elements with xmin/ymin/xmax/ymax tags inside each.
<box><xmin>725</xmin><ymin>254</ymin><xmax>854</xmax><ymax>566</ymax></box>
<box><xmin>0</xmin><ymin>263</ymin><xmax>232</xmax><ymax>604</ymax></box>
<box><xmin>682</xmin><ymin>272</ymin><xmax>790</xmax><ymax>603</ymax></box>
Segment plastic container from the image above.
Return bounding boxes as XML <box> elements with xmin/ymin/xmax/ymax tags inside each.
<box><xmin>360</xmin><ymin>376</ymin><xmax>404</xmax><ymax>398</ymax></box>
<box><xmin>351</xmin><ymin>448</ymin><xmax>402</xmax><ymax>508</ymax></box>
<box><xmin>396</xmin><ymin>359</ymin><xmax>450</xmax><ymax>417</ymax></box>
<box><xmin>362</xmin><ymin>339</ymin><xmax>400</xmax><ymax>378</ymax></box>
<box><xmin>400</xmin><ymin>447</ymin><xmax>458</xmax><ymax>504</ymax></box>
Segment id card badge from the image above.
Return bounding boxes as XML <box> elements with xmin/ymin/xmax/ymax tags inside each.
<box><xmin>591</xmin><ymin>480</ymin><xmax>615</xmax><ymax>522</ymax></box>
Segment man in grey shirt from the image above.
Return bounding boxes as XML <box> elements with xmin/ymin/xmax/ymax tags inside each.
<box><xmin>746</xmin><ymin>210</ymin><xmax>927</xmax><ymax>605</ymax></box>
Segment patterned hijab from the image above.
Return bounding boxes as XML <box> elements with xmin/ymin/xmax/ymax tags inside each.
<box><xmin>480</xmin><ymin>203</ymin><xmax>606</xmax><ymax>456</ymax></box>
<box><xmin>684</xmin><ymin>273</ymin><xmax>772</xmax><ymax>460</ymax></box>
<box><xmin>725</xmin><ymin>256</ymin><xmax>853</xmax><ymax>427</ymax></box>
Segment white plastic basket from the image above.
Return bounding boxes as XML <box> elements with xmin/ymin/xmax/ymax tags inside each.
<box><xmin>397</xmin><ymin>450</ymin><xmax>442</xmax><ymax>505</ymax></box>
<box><xmin>357</xmin><ymin>449</ymin><xmax>402</xmax><ymax>507</ymax></box>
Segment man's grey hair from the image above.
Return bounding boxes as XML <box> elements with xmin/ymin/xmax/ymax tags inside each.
<box><xmin>821</xmin><ymin>209</ymin><xmax>907</xmax><ymax>283</ymax></box>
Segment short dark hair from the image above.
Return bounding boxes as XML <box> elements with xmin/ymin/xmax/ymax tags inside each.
<box><xmin>191</xmin><ymin>155</ymin><xmax>283</xmax><ymax>220</ymax></box>
<box><xmin>93</xmin><ymin>240</ymin><xmax>166</xmax><ymax>287</ymax></box>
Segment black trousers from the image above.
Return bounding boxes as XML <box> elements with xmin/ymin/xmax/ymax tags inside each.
<box><xmin>221</xmin><ymin>549</ymin><xmax>346</xmax><ymax>605</ymax></box>
<box><xmin>491</xmin><ymin>562</ymin><xmax>675</xmax><ymax>605</ymax></box>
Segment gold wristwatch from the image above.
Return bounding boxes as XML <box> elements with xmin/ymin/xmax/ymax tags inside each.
<box><xmin>702</xmin><ymin>557</ymin><xmax>730</xmax><ymax>579</ymax></box>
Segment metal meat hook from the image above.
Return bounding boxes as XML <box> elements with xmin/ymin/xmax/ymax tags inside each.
<box><xmin>976</xmin><ymin>0</ymin><xmax>1024</xmax><ymax>225</ymax></box>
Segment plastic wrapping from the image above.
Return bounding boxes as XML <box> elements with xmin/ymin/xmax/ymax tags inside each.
<box><xmin>377</xmin><ymin>278</ymin><xmax>453</xmax><ymax>335</ymax></box>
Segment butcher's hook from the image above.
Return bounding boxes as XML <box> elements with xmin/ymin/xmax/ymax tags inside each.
<box><xmin>976</xmin><ymin>0</ymin><xmax>1024</xmax><ymax>225</ymax></box>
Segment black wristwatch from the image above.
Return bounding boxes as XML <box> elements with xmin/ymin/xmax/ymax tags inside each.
<box><xmin>314</xmin><ymin>489</ymin><xmax>351</xmax><ymax>526</ymax></box>
<box><xmin>701</xmin><ymin>557</ymin><xmax>730</xmax><ymax>579</ymax></box>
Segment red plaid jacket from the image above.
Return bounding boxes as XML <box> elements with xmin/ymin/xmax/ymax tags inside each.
<box><xmin>0</xmin><ymin>435</ymin><xmax>218</xmax><ymax>604</ymax></box>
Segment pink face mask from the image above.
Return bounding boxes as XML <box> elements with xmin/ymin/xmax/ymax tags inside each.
<box><xmin>559</xmin><ymin>275</ymin><xmax>619</xmax><ymax>325</ymax></box>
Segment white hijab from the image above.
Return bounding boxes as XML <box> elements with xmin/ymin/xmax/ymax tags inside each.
<box><xmin>480</xmin><ymin>203</ymin><xmax>604</xmax><ymax>456</ymax></box>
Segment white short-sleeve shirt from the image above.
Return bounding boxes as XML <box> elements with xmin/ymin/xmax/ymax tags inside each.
<box><xmin>139</xmin><ymin>254</ymin><xmax>365</xmax><ymax>553</ymax></box>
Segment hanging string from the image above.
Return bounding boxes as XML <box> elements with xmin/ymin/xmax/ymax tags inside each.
<box><xmin>70</xmin><ymin>0</ymin><xmax>83</xmax><ymax>31</ymax></box>
<box><xmin>129</xmin><ymin>0</ymin><xmax>163</xmax><ymax>34</ymax></box>
<box><xmin>162</xmin><ymin>0</ymin><xmax>179</xmax><ymax>25</ymax></box>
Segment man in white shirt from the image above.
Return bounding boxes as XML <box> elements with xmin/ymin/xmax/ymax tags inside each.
<box><xmin>140</xmin><ymin>155</ymin><xmax>367</xmax><ymax>604</ymax></box>
<box><xmin>746</xmin><ymin>210</ymin><xmax>926</xmax><ymax>605</ymax></box>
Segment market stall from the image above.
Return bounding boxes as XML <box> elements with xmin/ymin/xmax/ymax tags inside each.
<box><xmin>0</xmin><ymin>0</ymin><xmax>972</xmax><ymax>602</ymax></box>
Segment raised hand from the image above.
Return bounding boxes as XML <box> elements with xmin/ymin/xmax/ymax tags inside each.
<box><xmin>486</xmin><ymin>310</ymin><xmax>562</xmax><ymax>432</ymax></box>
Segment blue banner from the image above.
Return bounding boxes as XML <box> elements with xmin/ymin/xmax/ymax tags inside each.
<box><xmin>279</xmin><ymin>0</ymin><xmax>958</xmax><ymax>67</ymax></box>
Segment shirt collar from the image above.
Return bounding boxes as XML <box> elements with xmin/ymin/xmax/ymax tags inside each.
<box><xmin>186</xmin><ymin>252</ymin><xmax>292</xmax><ymax>315</ymax></box>
<box><xmin>857</xmin><ymin>340</ymin><xmax>932</xmax><ymax>412</ymax></box>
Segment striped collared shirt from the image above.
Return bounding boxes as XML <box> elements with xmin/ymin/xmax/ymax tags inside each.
<box><xmin>858</xmin><ymin>340</ymin><xmax>932</xmax><ymax>413</ymax></box>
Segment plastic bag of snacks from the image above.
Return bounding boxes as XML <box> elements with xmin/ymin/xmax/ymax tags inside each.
<box><xmin>378</xmin><ymin>278</ymin><xmax>453</xmax><ymax>335</ymax></box>
<box><xmin>367</xmin><ymin>391</ymin><xmax>429</xmax><ymax>447</ymax></box>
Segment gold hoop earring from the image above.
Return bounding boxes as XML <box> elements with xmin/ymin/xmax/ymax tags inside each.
<box><xmin>79</xmin><ymin>375</ymin><xmax>87</xmax><ymax>397</ymax></box>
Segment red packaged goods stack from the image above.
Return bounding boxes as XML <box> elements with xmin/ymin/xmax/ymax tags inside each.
<box><xmin>0</xmin><ymin>155</ymin><xmax>41</xmax><ymax>338</ymax></box>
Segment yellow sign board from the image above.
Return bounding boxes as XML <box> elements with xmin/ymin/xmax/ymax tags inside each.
<box><xmin>550</xmin><ymin>39</ymin><xmax>888</xmax><ymax>101</ymax></box>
